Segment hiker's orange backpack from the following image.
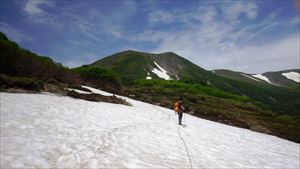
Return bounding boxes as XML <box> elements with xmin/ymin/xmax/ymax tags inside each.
<box><xmin>174</xmin><ymin>101</ymin><xmax>180</xmax><ymax>113</ymax></box>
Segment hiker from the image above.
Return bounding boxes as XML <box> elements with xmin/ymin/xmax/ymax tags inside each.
<box><xmin>174</xmin><ymin>97</ymin><xmax>185</xmax><ymax>125</ymax></box>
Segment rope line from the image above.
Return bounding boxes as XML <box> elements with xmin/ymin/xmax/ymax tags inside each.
<box><xmin>177</xmin><ymin>127</ymin><xmax>193</xmax><ymax>169</ymax></box>
<box><xmin>154</xmin><ymin>106</ymin><xmax>193</xmax><ymax>168</ymax></box>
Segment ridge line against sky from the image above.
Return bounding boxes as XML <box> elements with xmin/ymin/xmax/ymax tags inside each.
<box><xmin>0</xmin><ymin>0</ymin><xmax>299</xmax><ymax>73</ymax></box>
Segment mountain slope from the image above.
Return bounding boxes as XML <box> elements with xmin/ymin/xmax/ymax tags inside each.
<box><xmin>213</xmin><ymin>69</ymin><xmax>263</xmax><ymax>85</ymax></box>
<box><xmin>91</xmin><ymin>50</ymin><xmax>300</xmax><ymax>115</ymax></box>
<box><xmin>91</xmin><ymin>50</ymin><xmax>212</xmax><ymax>83</ymax></box>
<box><xmin>1</xmin><ymin>88</ymin><xmax>299</xmax><ymax>168</ymax></box>
<box><xmin>263</xmin><ymin>69</ymin><xmax>300</xmax><ymax>88</ymax></box>
<box><xmin>214</xmin><ymin>69</ymin><xmax>300</xmax><ymax>88</ymax></box>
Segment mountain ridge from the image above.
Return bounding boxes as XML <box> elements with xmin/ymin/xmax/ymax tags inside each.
<box><xmin>92</xmin><ymin>50</ymin><xmax>299</xmax><ymax>88</ymax></box>
<box><xmin>89</xmin><ymin>50</ymin><xmax>300</xmax><ymax>116</ymax></box>
<box><xmin>214</xmin><ymin>68</ymin><xmax>300</xmax><ymax>88</ymax></box>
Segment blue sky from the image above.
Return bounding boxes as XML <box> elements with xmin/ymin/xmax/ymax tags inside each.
<box><xmin>0</xmin><ymin>0</ymin><xmax>299</xmax><ymax>73</ymax></box>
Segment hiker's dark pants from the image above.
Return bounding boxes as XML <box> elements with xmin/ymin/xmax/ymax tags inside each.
<box><xmin>178</xmin><ymin>112</ymin><xmax>183</xmax><ymax>125</ymax></box>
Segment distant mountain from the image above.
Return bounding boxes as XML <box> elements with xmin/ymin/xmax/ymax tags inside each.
<box><xmin>91</xmin><ymin>50</ymin><xmax>211</xmax><ymax>83</ymax></box>
<box><xmin>90</xmin><ymin>50</ymin><xmax>300</xmax><ymax>115</ymax></box>
<box><xmin>263</xmin><ymin>69</ymin><xmax>300</xmax><ymax>88</ymax></box>
<box><xmin>214</xmin><ymin>69</ymin><xmax>300</xmax><ymax>88</ymax></box>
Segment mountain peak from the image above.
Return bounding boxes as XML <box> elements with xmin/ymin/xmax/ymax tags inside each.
<box><xmin>158</xmin><ymin>51</ymin><xmax>178</xmax><ymax>55</ymax></box>
<box><xmin>91</xmin><ymin>50</ymin><xmax>207</xmax><ymax>81</ymax></box>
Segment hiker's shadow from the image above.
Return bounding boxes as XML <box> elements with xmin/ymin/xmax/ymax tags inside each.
<box><xmin>182</xmin><ymin>124</ymin><xmax>188</xmax><ymax>128</ymax></box>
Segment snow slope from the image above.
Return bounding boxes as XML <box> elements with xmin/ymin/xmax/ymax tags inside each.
<box><xmin>282</xmin><ymin>72</ymin><xmax>300</xmax><ymax>83</ymax></box>
<box><xmin>241</xmin><ymin>73</ymin><xmax>261</xmax><ymax>82</ymax></box>
<box><xmin>146</xmin><ymin>72</ymin><xmax>152</xmax><ymax>80</ymax></box>
<box><xmin>252</xmin><ymin>74</ymin><xmax>278</xmax><ymax>85</ymax></box>
<box><xmin>152</xmin><ymin>61</ymin><xmax>172</xmax><ymax>80</ymax></box>
<box><xmin>1</xmin><ymin>88</ymin><xmax>299</xmax><ymax>168</ymax></box>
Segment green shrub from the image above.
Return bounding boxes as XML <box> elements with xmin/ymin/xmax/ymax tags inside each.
<box><xmin>74</xmin><ymin>65</ymin><xmax>120</xmax><ymax>86</ymax></box>
<box><xmin>133</xmin><ymin>79</ymin><xmax>249</xmax><ymax>103</ymax></box>
<box><xmin>0</xmin><ymin>74</ymin><xmax>43</xmax><ymax>91</ymax></box>
<box><xmin>0</xmin><ymin>32</ymin><xmax>79</xmax><ymax>84</ymax></box>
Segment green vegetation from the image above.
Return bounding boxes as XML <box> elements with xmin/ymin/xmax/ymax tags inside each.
<box><xmin>0</xmin><ymin>32</ymin><xmax>78</xmax><ymax>84</ymax></box>
<box><xmin>92</xmin><ymin>51</ymin><xmax>153</xmax><ymax>82</ymax></box>
<box><xmin>0</xmin><ymin>74</ymin><xmax>43</xmax><ymax>91</ymax></box>
<box><xmin>216</xmin><ymin>76</ymin><xmax>300</xmax><ymax>115</ymax></box>
<box><xmin>133</xmin><ymin>79</ymin><xmax>250</xmax><ymax>102</ymax></box>
<box><xmin>73</xmin><ymin>65</ymin><xmax>120</xmax><ymax>86</ymax></box>
<box><xmin>0</xmin><ymin>32</ymin><xmax>117</xmax><ymax>91</ymax></box>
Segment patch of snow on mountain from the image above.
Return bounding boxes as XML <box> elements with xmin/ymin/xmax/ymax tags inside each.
<box><xmin>1</xmin><ymin>88</ymin><xmax>299</xmax><ymax>168</ymax></box>
<box><xmin>82</xmin><ymin>85</ymin><xmax>113</xmax><ymax>96</ymax></box>
<box><xmin>146</xmin><ymin>72</ymin><xmax>152</xmax><ymax>80</ymax></box>
<box><xmin>152</xmin><ymin>61</ymin><xmax>171</xmax><ymax>80</ymax></box>
<box><xmin>251</xmin><ymin>74</ymin><xmax>278</xmax><ymax>85</ymax></box>
<box><xmin>67</xmin><ymin>88</ymin><xmax>92</xmax><ymax>94</ymax></box>
<box><xmin>282</xmin><ymin>72</ymin><xmax>300</xmax><ymax>83</ymax></box>
<box><xmin>241</xmin><ymin>74</ymin><xmax>261</xmax><ymax>82</ymax></box>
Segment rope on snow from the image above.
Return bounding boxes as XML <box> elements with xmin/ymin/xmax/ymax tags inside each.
<box><xmin>177</xmin><ymin>127</ymin><xmax>193</xmax><ymax>169</ymax></box>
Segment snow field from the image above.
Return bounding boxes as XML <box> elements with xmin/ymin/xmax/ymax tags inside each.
<box><xmin>241</xmin><ymin>73</ymin><xmax>261</xmax><ymax>82</ymax></box>
<box><xmin>251</xmin><ymin>74</ymin><xmax>278</xmax><ymax>85</ymax></box>
<box><xmin>152</xmin><ymin>61</ymin><xmax>172</xmax><ymax>80</ymax></box>
<box><xmin>282</xmin><ymin>72</ymin><xmax>300</xmax><ymax>83</ymax></box>
<box><xmin>1</xmin><ymin>87</ymin><xmax>299</xmax><ymax>168</ymax></box>
<box><xmin>146</xmin><ymin>72</ymin><xmax>152</xmax><ymax>80</ymax></box>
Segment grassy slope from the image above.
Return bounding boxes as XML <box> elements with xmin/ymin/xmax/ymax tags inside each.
<box><xmin>213</xmin><ymin>69</ymin><xmax>263</xmax><ymax>84</ymax></box>
<box><xmin>213</xmin><ymin>70</ymin><xmax>300</xmax><ymax>115</ymax></box>
<box><xmin>91</xmin><ymin>50</ymin><xmax>300</xmax><ymax>115</ymax></box>
<box><xmin>92</xmin><ymin>51</ymin><xmax>150</xmax><ymax>81</ymax></box>
<box><xmin>214</xmin><ymin>69</ymin><xmax>300</xmax><ymax>88</ymax></box>
<box><xmin>263</xmin><ymin>69</ymin><xmax>300</xmax><ymax>88</ymax></box>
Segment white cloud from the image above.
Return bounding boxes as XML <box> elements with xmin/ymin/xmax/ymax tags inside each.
<box><xmin>23</xmin><ymin>0</ymin><xmax>62</xmax><ymax>27</ymax></box>
<box><xmin>129</xmin><ymin>30</ymin><xmax>173</xmax><ymax>42</ymax></box>
<box><xmin>144</xmin><ymin>2</ymin><xmax>297</xmax><ymax>73</ymax></box>
<box><xmin>148</xmin><ymin>6</ymin><xmax>218</xmax><ymax>24</ymax></box>
<box><xmin>138</xmin><ymin>1</ymin><xmax>299</xmax><ymax>73</ymax></box>
<box><xmin>27</xmin><ymin>14</ymin><xmax>63</xmax><ymax>28</ymax></box>
<box><xmin>146</xmin><ymin>2</ymin><xmax>257</xmax><ymax>25</ymax></box>
<box><xmin>195</xmin><ymin>6</ymin><xmax>217</xmax><ymax>23</ymax></box>
<box><xmin>123</xmin><ymin>0</ymin><xmax>137</xmax><ymax>14</ymax></box>
<box><xmin>62</xmin><ymin>1</ymin><xmax>138</xmax><ymax>41</ymax></box>
<box><xmin>149</xmin><ymin>11</ymin><xmax>175</xmax><ymax>23</ymax></box>
<box><xmin>152</xmin><ymin>26</ymin><xmax>299</xmax><ymax>73</ymax></box>
<box><xmin>24</xmin><ymin>0</ymin><xmax>53</xmax><ymax>15</ymax></box>
<box><xmin>289</xmin><ymin>16</ymin><xmax>300</xmax><ymax>26</ymax></box>
<box><xmin>64</xmin><ymin>10</ymin><xmax>120</xmax><ymax>42</ymax></box>
<box><xmin>222</xmin><ymin>1</ymin><xmax>258</xmax><ymax>21</ymax></box>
